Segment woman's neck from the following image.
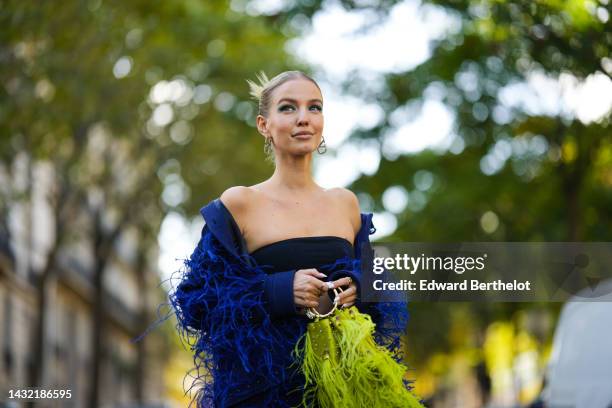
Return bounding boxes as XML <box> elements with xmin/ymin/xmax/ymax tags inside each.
<box><xmin>269</xmin><ymin>154</ymin><xmax>318</xmax><ymax>192</ymax></box>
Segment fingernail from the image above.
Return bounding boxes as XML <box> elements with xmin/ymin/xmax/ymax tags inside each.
<box><xmin>319</xmin><ymin>272</ymin><xmax>327</xmax><ymax>277</ymax></box>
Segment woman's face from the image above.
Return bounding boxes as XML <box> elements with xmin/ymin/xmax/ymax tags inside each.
<box><xmin>260</xmin><ymin>78</ymin><xmax>324</xmax><ymax>158</ymax></box>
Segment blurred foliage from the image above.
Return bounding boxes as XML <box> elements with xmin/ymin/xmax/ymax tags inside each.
<box><xmin>0</xmin><ymin>0</ymin><xmax>312</xmax><ymax>218</ymax></box>
<box><xmin>344</xmin><ymin>0</ymin><xmax>611</xmax><ymax>241</ymax></box>
<box><xmin>352</xmin><ymin>0</ymin><xmax>609</xmax><ymax>401</ymax></box>
<box><xmin>0</xmin><ymin>0</ymin><xmax>310</xmax><ymax>403</ymax></box>
<box><xmin>274</xmin><ymin>0</ymin><xmax>611</xmax><ymax>402</ymax></box>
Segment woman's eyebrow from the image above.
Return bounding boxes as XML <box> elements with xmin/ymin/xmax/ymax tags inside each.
<box><xmin>277</xmin><ymin>98</ymin><xmax>323</xmax><ymax>105</ymax></box>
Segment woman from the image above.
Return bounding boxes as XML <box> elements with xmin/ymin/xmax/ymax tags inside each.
<box><xmin>171</xmin><ymin>71</ymin><xmax>409</xmax><ymax>407</ymax></box>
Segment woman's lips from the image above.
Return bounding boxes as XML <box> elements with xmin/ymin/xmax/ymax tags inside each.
<box><xmin>292</xmin><ymin>132</ymin><xmax>313</xmax><ymax>138</ymax></box>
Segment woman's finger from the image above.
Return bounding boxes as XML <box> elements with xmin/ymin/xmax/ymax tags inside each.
<box><xmin>339</xmin><ymin>293</ymin><xmax>356</xmax><ymax>304</ymax></box>
<box><xmin>303</xmin><ymin>276</ymin><xmax>326</xmax><ymax>294</ymax></box>
<box><xmin>307</xmin><ymin>300</ymin><xmax>319</xmax><ymax>308</ymax></box>
<box><xmin>297</xmin><ymin>290</ymin><xmax>317</xmax><ymax>302</ymax></box>
<box><xmin>338</xmin><ymin>285</ymin><xmax>358</xmax><ymax>304</ymax></box>
<box><xmin>331</xmin><ymin>276</ymin><xmax>353</xmax><ymax>289</ymax></box>
<box><xmin>295</xmin><ymin>294</ymin><xmax>318</xmax><ymax>308</ymax></box>
<box><xmin>300</xmin><ymin>268</ymin><xmax>327</xmax><ymax>279</ymax></box>
<box><xmin>339</xmin><ymin>285</ymin><xmax>356</xmax><ymax>299</ymax></box>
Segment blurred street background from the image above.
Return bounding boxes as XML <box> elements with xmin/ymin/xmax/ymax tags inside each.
<box><xmin>1</xmin><ymin>0</ymin><xmax>610</xmax><ymax>407</ymax></box>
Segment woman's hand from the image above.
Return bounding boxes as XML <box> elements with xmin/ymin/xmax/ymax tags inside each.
<box><xmin>293</xmin><ymin>268</ymin><xmax>328</xmax><ymax>309</ymax></box>
<box><xmin>333</xmin><ymin>277</ymin><xmax>357</xmax><ymax>308</ymax></box>
<box><xmin>293</xmin><ymin>271</ymin><xmax>358</xmax><ymax>311</ymax></box>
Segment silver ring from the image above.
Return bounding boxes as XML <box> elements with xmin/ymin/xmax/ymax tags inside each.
<box><xmin>326</xmin><ymin>281</ymin><xmax>334</xmax><ymax>290</ymax></box>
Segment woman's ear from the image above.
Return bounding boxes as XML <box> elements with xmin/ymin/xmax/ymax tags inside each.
<box><xmin>256</xmin><ymin>115</ymin><xmax>268</xmax><ymax>138</ymax></box>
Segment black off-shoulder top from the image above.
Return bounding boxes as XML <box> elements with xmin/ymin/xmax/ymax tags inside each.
<box><xmin>251</xmin><ymin>236</ymin><xmax>354</xmax><ymax>274</ymax></box>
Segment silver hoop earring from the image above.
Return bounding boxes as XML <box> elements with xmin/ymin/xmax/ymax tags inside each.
<box><xmin>317</xmin><ymin>136</ymin><xmax>327</xmax><ymax>154</ymax></box>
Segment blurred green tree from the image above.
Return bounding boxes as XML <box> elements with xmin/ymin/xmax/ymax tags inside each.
<box><xmin>346</xmin><ymin>0</ymin><xmax>611</xmax><ymax>243</ymax></box>
<box><xmin>275</xmin><ymin>0</ymin><xmax>611</xmax><ymax>399</ymax></box>
<box><xmin>1</xmin><ymin>0</ymin><xmax>308</xmax><ymax>405</ymax></box>
<box><xmin>356</xmin><ymin>1</ymin><xmax>610</xmax><ymax>397</ymax></box>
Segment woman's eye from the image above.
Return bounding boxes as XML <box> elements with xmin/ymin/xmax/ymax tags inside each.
<box><xmin>279</xmin><ymin>104</ymin><xmax>295</xmax><ymax>112</ymax></box>
<box><xmin>311</xmin><ymin>105</ymin><xmax>323</xmax><ymax>112</ymax></box>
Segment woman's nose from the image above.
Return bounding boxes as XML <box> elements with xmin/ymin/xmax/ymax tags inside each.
<box><xmin>296</xmin><ymin>107</ymin><xmax>309</xmax><ymax>124</ymax></box>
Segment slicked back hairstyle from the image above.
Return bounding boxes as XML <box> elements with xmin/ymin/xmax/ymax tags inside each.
<box><xmin>246</xmin><ymin>70</ymin><xmax>321</xmax><ymax>118</ymax></box>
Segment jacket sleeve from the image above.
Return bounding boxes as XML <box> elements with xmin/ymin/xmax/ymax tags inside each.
<box><xmin>262</xmin><ymin>270</ymin><xmax>298</xmax><ymax>318</ymax></box>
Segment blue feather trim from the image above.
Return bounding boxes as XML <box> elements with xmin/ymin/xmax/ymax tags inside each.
<box><xmin>170</xmin><ymin>226</ymin><xmax>308</xmax><ymax>407</ymax></box>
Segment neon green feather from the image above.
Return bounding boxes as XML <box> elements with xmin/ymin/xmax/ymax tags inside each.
<box><xmin>297</xmin><ymin>318</ymin><xmax>352</xmax><ymax>407</ymax></box>
<box><xmin>294</xmin><ymin>306</ymin><xmax>423</xmax><ymax>408</ymax></box>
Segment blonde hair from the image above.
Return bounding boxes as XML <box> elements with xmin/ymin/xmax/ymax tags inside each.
<box><xmin>246</xmin><ymin>70</ymin><xmax>321</xmax><ymax>118</ymax></box>
<box><xmin>246</xmin><ymin>71</ymin><xmax>270</xmax><ymax>104</ymax></box>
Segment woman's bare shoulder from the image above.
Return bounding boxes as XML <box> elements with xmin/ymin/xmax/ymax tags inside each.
<box><xmin>325</xmin><ymin>187</ymin><xmax>359</xmax><ymax>207</ymax></box>
<box><xmin>325</xmin><ymin>187</ymin><xmax>362</xmax><ymax>232</ymax></box>
<box><xmin>219</xmin><ymin>186</ymin><xmax>259</xmax><ymax>217</ymax></box>
<box><xmin>326</xmin><ymin>186</ymin><xmax>357</xmax><ymax>201</ymax></box>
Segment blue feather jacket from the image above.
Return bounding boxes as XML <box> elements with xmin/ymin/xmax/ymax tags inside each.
<box><xmin>170</xmin><ymin>199</ymin><xmax>408</xmax><ymax>407</ymax></box>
